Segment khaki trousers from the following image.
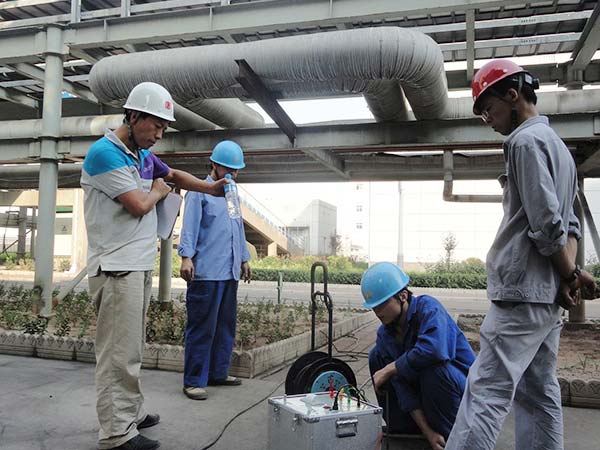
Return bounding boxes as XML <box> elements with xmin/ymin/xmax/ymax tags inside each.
<box><xmin>89</xmin><ymin>270</ymin><xmax>152</xmax><ymax>449</ymax></box>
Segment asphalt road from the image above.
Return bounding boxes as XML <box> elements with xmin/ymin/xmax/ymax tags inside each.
<box><xmin>2</xmin><ymin>271</ymin><xmax>599</xmax><ymax>318</ymax></box>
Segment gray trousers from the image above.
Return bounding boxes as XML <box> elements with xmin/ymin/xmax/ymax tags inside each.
<box><xmin>446</xmin><ymin>301</ymin><xmax>563</xmax><ymax>450</ymax></box>
<box><xmin>89</xmin><ymin>270</ymin><xmax>153</xmax><ymax>449</ymax></box>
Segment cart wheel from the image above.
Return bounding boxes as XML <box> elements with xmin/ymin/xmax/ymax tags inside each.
<box><xmin>301</xmin><ymin>357</ymin><xmax>356</xmax><ymax>394</ymax></box>
<box><xmin>285</xmin><ymin>351</ymin><xmax>328</xmax><ymax>395</ymax></box>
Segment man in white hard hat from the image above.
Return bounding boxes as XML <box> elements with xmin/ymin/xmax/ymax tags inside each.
<box><xmin>81</xmin><ymin>82</ymin><xmax>227</xmax><ymax>450</ymax></box>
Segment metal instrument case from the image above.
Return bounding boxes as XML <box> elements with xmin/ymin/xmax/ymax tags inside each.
<box><xmin>268</xmin><ymin>392</ymin><xmax>382</xmax><ymax>450</ymax></box>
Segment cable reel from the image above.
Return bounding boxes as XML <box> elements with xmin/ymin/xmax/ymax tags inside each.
<box><xmin>284</xmin><ymin>262</ymin><xmax>356</xmax><ymax>395</ymax></box>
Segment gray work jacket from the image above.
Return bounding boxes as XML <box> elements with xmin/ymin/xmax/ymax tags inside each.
<box><xmin>486</xmin><ymin>116</ymin><xmax>580</xmax><ymax>304</ymax></box>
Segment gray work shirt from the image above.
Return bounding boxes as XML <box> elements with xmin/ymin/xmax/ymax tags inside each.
<box><xmin>486</xmin><ymin>116</ymin><xmax>580</xmax><ymax>304</ymax></box>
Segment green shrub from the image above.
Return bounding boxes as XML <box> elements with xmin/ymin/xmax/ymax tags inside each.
<box><xmin>251</xmin><ymin>268</ymin><xmax>487</xmax><ymax>288</ymax></box>
<box><xmin>53</xmin><ymin>290</ymin><xmax>95</xmax><ymax>338</ymax></box>
<box><xmin>407</xmin><ymin>272</ymin><xmax>487</xmax><ymax>289</ymax></box>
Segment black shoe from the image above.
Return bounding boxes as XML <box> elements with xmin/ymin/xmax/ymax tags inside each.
<box><xmin>109</xmin><ymin>435</ymin><xmax>160</xmax><ymax>450</ymax></box>
<box><xmin>207</xmin><ymin>376</ymin><xmax>242</xmax><ymax>386</ymax></box>
<box><xmin>138</xmin><ymin>413</ymin><xmax>160</xmax><ymax>429</ymax></box>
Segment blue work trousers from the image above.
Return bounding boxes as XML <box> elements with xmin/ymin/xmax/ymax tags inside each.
<box><xmin>184</xmin><ymin>280</ymin><xmax>238</xmax><ymax>388</ymax></box>
<box><xmin>369</xmin><ymin>349</ymin><xmax>466</xmax><ymax>438</ymax></box>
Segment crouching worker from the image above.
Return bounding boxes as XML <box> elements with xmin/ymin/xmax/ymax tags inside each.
<box><xmin>361</xmin><ymin>262</ymin><xmax>475</xmax><ymax>450</ymax></box>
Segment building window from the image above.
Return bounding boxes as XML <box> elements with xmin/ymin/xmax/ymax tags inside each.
<box><xmin>356</xmin><ymin>223</ymin><xmax>363</xmax><ymax>230</ymax></box>
<box><xmin>356</xmin><ymin>205</ymin><xmax>363</xmax><ymax>212</ymax></box>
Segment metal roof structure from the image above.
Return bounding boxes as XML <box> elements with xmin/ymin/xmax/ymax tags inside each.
<box><xmin>2</xmin><ymin>0</ymin><xmax>598</xmax><ymax>316</ymax></box>
<box><xmin>0</xmin><ymin>0</ymin><xmax>598</xmax><ymax>186</ymax></box>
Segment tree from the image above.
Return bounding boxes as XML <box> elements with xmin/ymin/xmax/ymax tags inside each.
<box><xmin>329</xmin><ymin>232</ymin><xmax>343</xmax><ymax>256</ymax></box>
<box><xmin>443</xmin><ymin>233</ymin><xmax>458</xmax><ymax>271</ymax></box>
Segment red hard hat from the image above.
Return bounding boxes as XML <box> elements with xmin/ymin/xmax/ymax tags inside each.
<box><xmin>471</xmin><ymin>59</ymin><xmax>528</xmax><ymax>115</ymax></box>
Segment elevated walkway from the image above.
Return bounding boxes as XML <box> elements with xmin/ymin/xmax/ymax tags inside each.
<box><xmin>0</xmin><ymin>188</ymin><xmax>303</xmax><ymax>261</ymax></box>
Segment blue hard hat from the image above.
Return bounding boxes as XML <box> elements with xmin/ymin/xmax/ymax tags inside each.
<box><xmin>360</xmin><ymin>262</ymin><xmax>410</xmax><ymax>309</ymax></box>
<box><xmin>210</xmin><ymin>140</ymin><xmax>245</xmax><ymax>169</ymax></box>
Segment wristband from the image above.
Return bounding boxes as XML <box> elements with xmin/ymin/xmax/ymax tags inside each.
<box><xmin>564</xmin><ymin>265</ymin><xmax>581</xmax><ymax>284</ymax></box>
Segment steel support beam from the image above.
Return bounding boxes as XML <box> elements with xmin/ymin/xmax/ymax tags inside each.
<box><xmin>570</xmin><ymin>178</ymin><xmax>586</xmax><ymax>323</ymax></box>
<box><xmin>439</xmin><ymin>32</ymin><xmax>581</xmax><ymax>53</ymax></box>
<box><xmin>70</xmin><ymin>0</ymin><xmax>81</xmax><ymax>23</ymax></box>
<box><xmin>578</xmin><ymin>144</ymin><xmax>600</xmax><ymax>175</ymax></box>
<box><xmin>447</xmin><ymin>62</ymin><xmax>600</xmax><ymax>90</ymax></box>
<box><xmin>302</xmin><ymin>148</ymin><xmax>348</xmax><ymax>179</ymax></box>
<box><xmin>465</xmin><ymin>9</ymin><xmax>475</xmax><ymax>81</ymax></box>
<box><xmin>35</xmin><ymin>25</ymin><xmax>63</xmax><ymax>317</ymax></box>
<box><xmin>120</xmin><ymin>0</ymin><xmax>131</xmax><ymax>18</ymax></box>
<box><xmin>0</xmin><ymin>0</ymin><xmax>59</xmax><ymax>10</ymax></box>
<box><xmin>0</xmin><ymin>85</ymin><xmax>38</xmax><ymax>109</ymax></box>
<box><xmin>571</xmin><ymin>3</ymin><xmax>600</xmax><ymax>71</ymax></box>
<box><xmin>158</xmin><ymin>238</ymin><xmax>173</xmax><ymax>302</ymax></box>
<box><xmin>17</xmin><ymin>206</ymin><xmax>27</xmax><ymax>260</ymax></box>
<box><xmin>7</xmin><ymin>62</ymin><xmax>98</xmax><ymax>104</ymax></box>
<box><xmin>235</xmin><ymin>59</ymin><xmax>297</xmax><ymax>143</ymax></box>
<box><xmin>0</xmin><ymin>113</ymin><xmax>599</xmax><ymax>163</ymax></box>
<box><xmin>59</xmin><ymin>0</ymin><xmax>531</xmax><ymax>49</ymax></box>
<box><xmin>579</xmin><ymin>189</ymin><xmax>600</xmax><ymax>266</ymax></box>
<box><xmin>68</xmin><ymin>47</ymin><xmax>98</xmax><ymax>64</ymax></box>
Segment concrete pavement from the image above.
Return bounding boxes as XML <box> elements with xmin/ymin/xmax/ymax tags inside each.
<box><xmin>2</xmin><ymin>319</ymin><xmax>600</xmax><ymax>450</ymax></box>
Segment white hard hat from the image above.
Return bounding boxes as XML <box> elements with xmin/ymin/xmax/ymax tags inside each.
<box><xmin>123</xmin><ymin>82</ymin><xmax>176</xmax><ymax>122</ymax></box>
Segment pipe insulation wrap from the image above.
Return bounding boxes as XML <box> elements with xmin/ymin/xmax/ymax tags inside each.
<box><xmin>89</xmin><ymin>27</ymin><xmax>448</xmax><ymax>122</ymax></box>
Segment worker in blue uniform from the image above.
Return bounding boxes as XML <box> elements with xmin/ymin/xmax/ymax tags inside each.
<box><xmin>178</xmin><ymin>140</ymin><xmax>251</xmax><ymax>401</ymax></box>
<box><xmin>361</xmin><ymin>262</ymin><xmax>475</xmax><ymax>450</ymax></box>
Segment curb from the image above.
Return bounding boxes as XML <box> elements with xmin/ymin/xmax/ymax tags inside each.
<box><xmin>0</xmin><ymin>311</ymin><xmax>376</xmax><ymax>379</ymax></box>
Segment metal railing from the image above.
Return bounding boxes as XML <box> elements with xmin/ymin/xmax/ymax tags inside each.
<box><xmin>237</xmin><ymin>192</ymin><xmax>305</xmax><ymax>251</ymax></box>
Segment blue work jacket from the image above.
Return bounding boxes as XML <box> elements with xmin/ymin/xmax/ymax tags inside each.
<box><xmin>375</xmin><ymin>294</ymin><xmax>475</xmax><ymax>412</ymax></box>
<box><xmin>177</xmin><ymin>175</ymin><xmax>250</xmax><ymax>281</ymax></box>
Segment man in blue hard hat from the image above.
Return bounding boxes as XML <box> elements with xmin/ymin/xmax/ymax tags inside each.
<box><xmin>361</xmin><ymin>262</ymin><xmax>475</xmax><ymax>450</ymax></box>
<box><xmin>178</xmin><ymin>140</ymin><xmax>251</xmax><ymax>401</ymax></box>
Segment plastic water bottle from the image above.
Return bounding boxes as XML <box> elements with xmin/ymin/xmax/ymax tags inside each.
<box><xmin>224</xmin><ymin>173</ymin><xmax>241</xmax><ymax>219</ymax></box>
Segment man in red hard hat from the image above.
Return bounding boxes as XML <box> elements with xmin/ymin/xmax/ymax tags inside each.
<box><xmin>445</xmin><ymin>60</ymin><xmax>596</xmax><ymax>450</ymax></box>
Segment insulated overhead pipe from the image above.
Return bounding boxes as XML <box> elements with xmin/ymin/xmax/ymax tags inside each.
<box><xmin>0</xmin><ymin>106</ymin><xmax>216</xmax><ymax>140</ymax></box>
<box><xmin>443</xmin><ymin>150</ymin><xmax>503</xmax><ymax>203</ymax></box>
<box><xmin>89</xmin><ymin>27</ymin><xmax>448</xmax><ymax>123</ymax></box>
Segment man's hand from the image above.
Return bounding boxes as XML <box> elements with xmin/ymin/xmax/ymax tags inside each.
<box><xmin>241</xmin><ymin>262</ymin><xmax>252</xmax><ymax>284</ymax></box>
<box><xmin>180</xmin><ymin>257</ymin><xmax>195</xmax><ymax>282</ymax></box>
<box><xmin>206</xmin><ymin>178</ymin><xmax>229</xmax><ymax>197</ymax></box>
<box><xmin>151</xmin><ymin>178</ymin><xmax>172</xmax><ymax>199</ymax></box>
<box><xmin>557</xmin><ymin>269</ymin><xmax>596</xmax><ymax>309</ymax></box>
<box><xmin>424</xmin><ymin>430</ymin><xmax>446</xmax><ymax>450</ymax></box>
<box><xmin>373</xmin><ymin>362</ymin><xmax>396</xmax><ymax>394</ymax></box>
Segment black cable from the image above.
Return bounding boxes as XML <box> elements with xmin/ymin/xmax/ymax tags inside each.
<box><xmin>198</xmin><ymin>379</ymin><xmax>285</xmax><ymax>450</ymax></box>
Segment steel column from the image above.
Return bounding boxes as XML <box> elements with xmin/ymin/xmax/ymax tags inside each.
<box><xmin>17</xmin><ymin>206</ymin><xmax>27</xmax><ymax>260</ymax></box>
<box><xmin>30</xmin><ymin>207</ymin><xmax>36</xmax><ymax>259</ymax></box>
<box><xmin>35</xmin><ymin>26</ymin><xmax>63</xmax><ymax>317</ymax></box>
<box><xmin>569</xmin><ymin>178</ymin><xmax>586</xmax><ymax>323</ymax></box>
<box><xmin>70</xmin><ymin>0</ymin><xmax>81</xmax><ymax>23</ymax></box>
<box><xmin>158</xmin><ymin>238</ymin><xmax>173</xmax><ymax>302</ymax></box>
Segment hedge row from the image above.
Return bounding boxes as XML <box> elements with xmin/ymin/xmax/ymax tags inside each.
<box><xmin>252</xmin><ymin>268</ymin><xmax>488</xmax><ymax>289</ymax></box>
